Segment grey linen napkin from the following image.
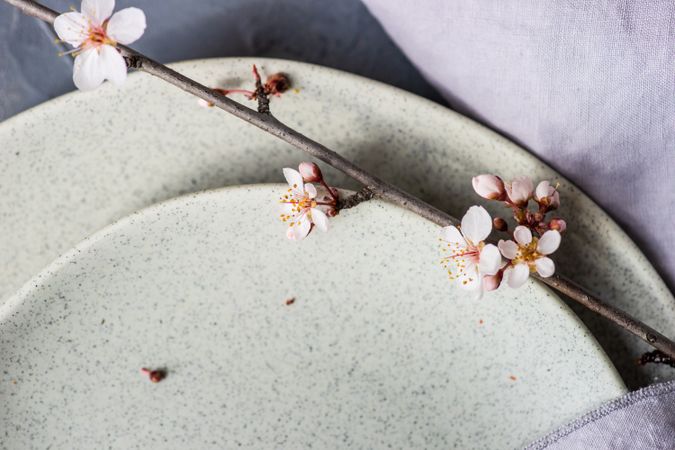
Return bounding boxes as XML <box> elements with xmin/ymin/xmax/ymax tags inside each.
<box><xmin>526</xmin><ymin>380</ymin><xmax>675</xmax><ymax>449</ymax></box>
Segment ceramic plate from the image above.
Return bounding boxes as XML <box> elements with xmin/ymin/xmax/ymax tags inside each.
<box><xmin>0</xmin><ymin>58</ymin><xmax>672</xmax><ymax>388</ymax></box>
<box><xmin>0</xmin><ymin>185</ymin><xmax>625</xmax><ymax>449</ymax></box>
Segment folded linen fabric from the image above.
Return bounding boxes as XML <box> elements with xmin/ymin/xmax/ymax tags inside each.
<box><xmin>526</xmin><ymin>380</ymin><xmax>675</xmax><ymax>449</ymax></box>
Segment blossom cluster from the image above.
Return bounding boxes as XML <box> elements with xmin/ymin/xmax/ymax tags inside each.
<box><xmin>279</xmin><ymin>163</ymin><xmax>338</xmax><ymax>241</ymax></box>
<box><xmin>440</xmin><ymin>175</ymin><xmax>565</xmax><ymax>294</ymax></box>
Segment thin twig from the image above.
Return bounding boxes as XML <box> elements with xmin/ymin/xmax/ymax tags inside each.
<box><xmin>252</xmin><ymin>64</ymin><xmax>270</xmax><ymax>115</ymax></box>
<box><xmin>638</xmin><ymin>350</ymin><xmax>675</xmax><ymax>368</ymax></box>
<box><xmin>5</xmin><ymin>0</ymin><xmax>675</xmax><ymax>362</ymax></box>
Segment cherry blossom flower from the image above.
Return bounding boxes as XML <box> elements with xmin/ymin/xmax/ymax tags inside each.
<box><xmin>498</xmin><ymin>226</ymin><xmax>561</xmax><ymax>288</ymax></box>
<box><xmin>504</xmin><ymin>176</ymin><xmax>534</xmax><ymax>206</ymax></box>
<box><xmin>472</xmin><ymin>174</ymin><xmax>505</xmax><ymax>200</ymax></box>
<box><xmin>279</xmin><ymin>168</ymin><xmax>330</xmax><ymax>241</ymax></box>
<box><xmin>535</xmin><ymin>180</ymin><xmax>560</xmax><ymax>209</ymax></box>
<box><xmin>440</xmin><ymin>206</ymin><xmax>502</xmax><ymax>292</ymax></box>
<box><xmin>53</xmin><ymin>0</ymin><xmax>146</xmax><ymax>91</ymax></box>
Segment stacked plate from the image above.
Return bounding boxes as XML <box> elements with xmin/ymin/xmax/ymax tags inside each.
<box><xmin>1</xmin><ymin>58</ymin><xmax>672</xmax><ymax>448</ymax></box>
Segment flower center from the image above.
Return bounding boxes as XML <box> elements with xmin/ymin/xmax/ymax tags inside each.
<box><xmin>440</xmin><ymin>240</ymin><xmax>483</xmax><ymax>283</ymax></box>
<box><xmin>279</xmin><ymin>189</ymin><xmax>316</xmax><ymax>225</ymax></box>
<box><xmin>513</xmin><ymin>238</ymin><xmax>541</xmax><ymax>265</ymax></box>
<box><xmin>87</xmin><ymin>21</ymin><xmax>116</xmax><ymax>47</ymax></box>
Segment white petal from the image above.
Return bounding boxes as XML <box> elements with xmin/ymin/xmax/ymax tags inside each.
<box><xmin>279</xmin><ymin>202</ymin><xmax>295</xmax><ymax>215</ymax></box>
<box><xmin>460</xmin><ymin>205</ymin><xmax>492</xmax><ymax>244</ymax></box>
<box><xmin>458</xmin><ymin>266</ymin><xmax>482</xmax><ymax>291</ymax></box>
<box><xmin>81</xmin><ymin>0</ymin><xmax>115</xmax><ymax>25</ymax></box>
<box><xmin>304</xmin><ymin>183</ymin><xmax>317</xmax><ymax>199</ymax></box>
<box><xmin>310</xmin><ymin>208</ymin><xmax>328</xmax><ymax>232</ymax></box>
<box><xmin>535</xmin><ymin>257</ymin><xmax>555</xmax><ymax>277</ymax></box>
<box><xmin>444</xmin><ymin>254</ymin><xmax>472</xmax><ymax>278</ymax></box>
<box><xmin>282</xmin><ymin>168</ymin><xmax>304</xmax><ymax>191</ymax></box>
<box><xmin>440</xmin><ymin>226</ymin><xmax>465</xmax><ymax>245</ymax></box>
<box><xmin>72</xmin><ymin>49</ymin><xmax>105</xmax><ymax>91</ymax></box>
<box><xmin>98</xmin><ymin>45</ymin><xmax>126</xmax><ymax>85</ymax></box>
<box><xmin>106</xmin><ymin>7</ymin><xmax>146</xmax><ymax>45</ymax></box>
<box><xmin>53</xmin><ymin>12</ymin><xmax>89</xmax><ymax>47</ymax></box>
<box><xmin>535</xmin><ymin>180</ymin><xmax>551</xmax><ymax>201</ymax></box>
<box><xmin>478</xmin><ymin>244</ymin><xmax>501</xmax><ymax>276</ymax></box>
<box><xmin>537</xmin><ymin>230</ymin><xmax>561</xmax><ymax>255</ymax></box>
<box><xmin>519</xmin><ymin>177</ymin><xmax>534</xmax><ymax>197</ymax></box>
<box><xmin>286</xmin><ymin>217</ymin><xmax>311</xmax><ymax>241</ymax></box>
<box><xmin>506</xmin><ymin>263</ymin><xmax>530</xmax><ymax>288</ymax></box>
<box><xmin>513</xmin><ymin>226</ymin><xmax>532</xmax><ymax>246</ymax></box>
<box><xmin>498</xmin><ymin>239</ymin><xmax>518</xmax><ymax>260</ymax></box>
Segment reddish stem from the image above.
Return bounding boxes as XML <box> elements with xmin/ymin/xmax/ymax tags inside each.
<box><xmin>320</xmin><ymin>179</ymin><xmax>339</xmax><ymax>203</ymax></box>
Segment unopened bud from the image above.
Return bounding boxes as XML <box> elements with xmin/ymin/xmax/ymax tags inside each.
<box><xmin>298</xmin><ymin>162</ymin><xmax>323</xmax><ymax>182</ymax></box>
<box><xmin>549</xmin><ymin>218</ymin><xmax>567</xmax><ymax>233</ymax></box>
<box><xmin>472</xmin><ymin>174</ymin><xmax>505</xmax><ymax>200</ymax></box>
<box><xmin>326</xmin><ymin>207</ymin><xmax>338</xmax><ymax>217</ymax></box>
<box><xmin>493</xmin><ymin>217</ymin><xmax>508</xmax><ymax>232</ymax></box>
<box><xmin>505</xmin><ymin>177</ymin><xmax>534</xmax><ymax>206</ymax></box>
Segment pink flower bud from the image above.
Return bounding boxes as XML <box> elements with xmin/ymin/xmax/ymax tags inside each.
<box><xmin>505</xmin><ymin>177</ymin><xmax>534</xmax><ymax>206</ymax></box>
<box><xmin>472</xmin><ymin>174</ymin><xmax>505</xmax><ymax>200</ymax></box>
<box><xmin>298</xmin><ymin>162</ymin><xmax>323</xmax><ymax>182</ymax></box>
<box><xmin>535</xmin><ymin>180</ymin><xmax>560</xmax><ymax>209</ymax></box>
<box><xmin>493</xmin><ymin>217</ymin><xmax>508</xmax><ymax>232</ymax></box>
<box><xmin>483</xmin><ymin>271</ymin><xmax>503</xmax><ymax>292</ymax></box>
<box><xmin>549</xmin><ymin>218</ymin><xmax>567</xmax><ymax>233</ymax></box>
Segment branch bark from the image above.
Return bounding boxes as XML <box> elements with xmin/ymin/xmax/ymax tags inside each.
<box><xmin>251</xmin><ymin>65</ymin><xmax>271</xmax><ymax>114</ymax></box>
<box><xmin>338</xmin><ymin>187</ymin><xmax>376</xmax><ymax>210</ymax></box>
<box><xmin>6</xmin><ymin>0</ymin><xmax>675</xmax><ymax>362</ymax></box>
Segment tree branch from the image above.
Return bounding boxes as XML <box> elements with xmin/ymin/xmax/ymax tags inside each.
<box><xmin>338</xmin><ymin>187</ymin><xmax>375</xmax><ymax>210</ymax></box>
<box><xmin>5</xmin><ymin>0</ymin><xmax>675</xmax><ymax>362</ymax></box>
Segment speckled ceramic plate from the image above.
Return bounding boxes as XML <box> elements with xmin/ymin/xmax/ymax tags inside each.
<box><xmin>0</xmin><ymin>58</ymin><xmax>672</xmax><ymax>388</ymax></box>
<box><xmin>0</xmin><ymin>185</ymin><xmax>625</xmax><ymax>449</ymax></box>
